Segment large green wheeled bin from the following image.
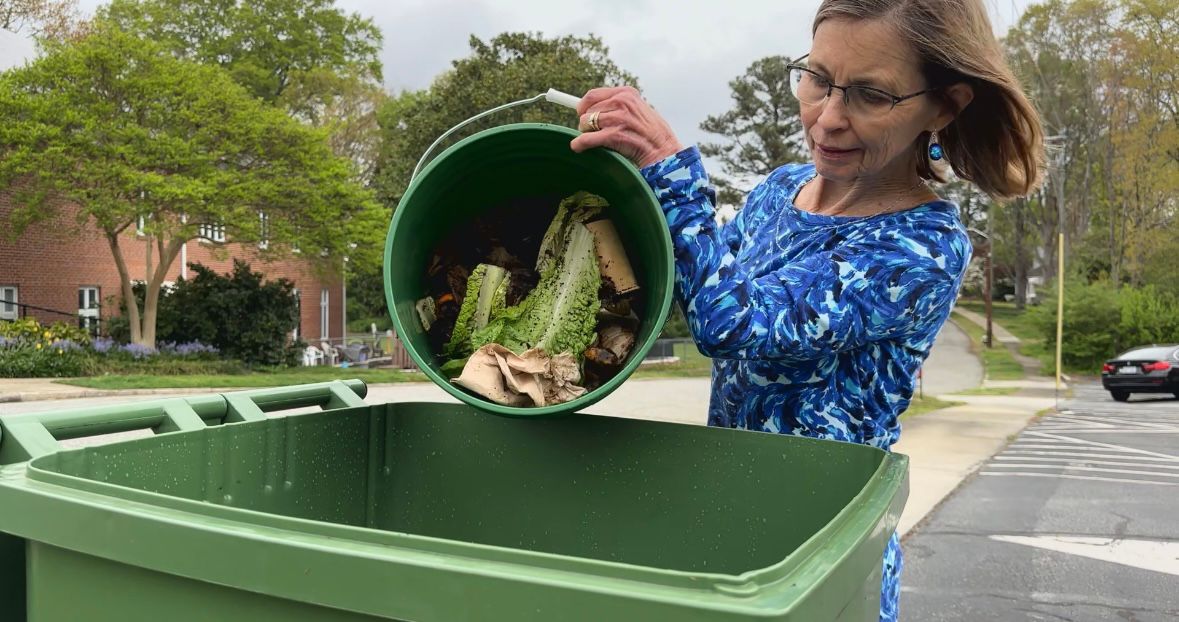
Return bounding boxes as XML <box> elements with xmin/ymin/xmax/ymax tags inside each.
<box><xmin>0</xmin><ymin>380</ymin><xmax>908</xmax><ymax>621</ymax></box>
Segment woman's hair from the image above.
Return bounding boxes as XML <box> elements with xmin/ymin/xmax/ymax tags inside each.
<box><xmin>814</xmin><ymin>0</ymin><xmax>1045</xmax><ymax>200</ymax></box>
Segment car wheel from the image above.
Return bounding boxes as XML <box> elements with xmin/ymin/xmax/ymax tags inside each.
<box><xmin>1111</xmin><ymin>390</ymin><xmax>1130</xmax><ymax>402</ymax></box>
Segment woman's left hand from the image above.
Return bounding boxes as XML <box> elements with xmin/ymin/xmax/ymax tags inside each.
<box><xmin>570</xmin><ymin>86</ymin><xmax>685</xmax><ymax>168</ymax></box>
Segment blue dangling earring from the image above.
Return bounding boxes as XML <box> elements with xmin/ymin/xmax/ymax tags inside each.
<box><xmin>928</xmin><ymin>130</ymin><xmax>944</xmax><ymax>161</ymax></box>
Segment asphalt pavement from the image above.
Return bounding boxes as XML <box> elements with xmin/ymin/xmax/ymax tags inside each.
<box><xmin>901</xmin><ymin>381</ymin><xmax>1179</xmax><ymax>621</ymax></box>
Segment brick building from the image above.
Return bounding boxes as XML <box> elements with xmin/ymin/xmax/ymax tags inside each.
<box><xmin>0</xmin><ymin>197</ymin><xmax>344</xmax><ymax>345</ymax></box>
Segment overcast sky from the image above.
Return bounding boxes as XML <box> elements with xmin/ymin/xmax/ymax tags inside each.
<box><xmin>1</xmin><ymin>0</ymin><xmax>1033</xmax><ymax>150</ymax></box>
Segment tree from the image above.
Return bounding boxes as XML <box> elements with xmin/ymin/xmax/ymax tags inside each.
<box><xmin>99</xmin><ymin>0</ymin><xmax>382</xmax><ymax>104</ymax></box>
<box><xmin>1</xmin><ymin>0</ymin><xmax>84</xmax><ymax>39</ymax></box>
<box><xmin>100</xmin><ymin>0</ymin><xmax>384</xmax><ymax>181</ymax></box>
<box><xmin>1001</xmin><ymin>0</ymin><xmax>1120</xmax><ymax>306</ymax></box>
<box><xmin>0</xmin><ymin>27</ymin><xmax>386</xmax><ymax>348</ymax></box>
<box><xmin>699</xmin><ymin>56</ymin><xmax>805</xmax><ymax>208</ymax></box>
<box><xmin>278</xmin><ymin>66</ymin><xmax>387</xmax><ymax>185</ymax></box>
<box><xmin>371</xmin><ymin>32</ymin><xmax>638</xmax><ymax>211</ymax></box>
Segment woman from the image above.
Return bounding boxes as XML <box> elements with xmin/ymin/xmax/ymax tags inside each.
<box><xmin>570</xmin><ymin>0</ymin><xmax>1044</xmax><ymax>620</ymax></box>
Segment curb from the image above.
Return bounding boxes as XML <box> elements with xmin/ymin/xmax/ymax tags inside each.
<box><xmin>0</xmin><ymin>386</ymin><xmax>247</xmax><ymax>403</ymax></box>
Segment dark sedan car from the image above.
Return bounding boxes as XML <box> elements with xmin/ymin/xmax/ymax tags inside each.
<box><xmin>1101</xmin><ymin>344</ymin><xmax>1179</xmax><ymax>402</ymax></box>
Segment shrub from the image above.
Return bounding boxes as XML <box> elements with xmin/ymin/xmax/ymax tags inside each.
<box><xmin>109</xmin><ymin>260</ymin><xmax>301</xmax><ymax>366</ymax></box>
<box><xmin>0</xmin><ymin>318</ymin><xmax>233</xmax><ymax>377</ymax></box>
<box><xmin>1118</xmin><ymin>286</ymin><xmax>1179</xmax><ymax>348</ymax></box>
<box><xmin>659</xmin><ymin>306</ymin><xmax>691</xmax><ymax>339</ymax></box>
<box><xmin>0</xmin><ymin>318</ymin><xmax>92</xmax><ymax>346</ymax></box>
<box><xmin>348</xmin><ymin>316</ymin><xmax>393</xmax><ymax>333</ymax></box>
<box><xmin>1030</xmin><ymin>280</ymin><xmax>1179</xmax><ymax>371</ymax></box>
<box><xmin>1029</xmin><ymin>279</ymin><xmax>1120</xmax><ymax>370</ymax></box>
<box><xmin>0</xmin><ymin>338</ymin><xmax>97</xmax><ymax>377</ymax></box>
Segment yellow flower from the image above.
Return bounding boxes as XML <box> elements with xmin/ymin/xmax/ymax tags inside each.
<box><xmin>43</xmin><ymin>331</ymin><xmax>52</xmax><ymax>339</ymax></box>
<box><xmin>57</xmin><ymin>349</ymin><xmax>63</xmax><ymax>355</ymax></box>
<box><xmin>35</xmin><ymin>343</ymin><xmax>42</xmax><ymax>350</ymax></box>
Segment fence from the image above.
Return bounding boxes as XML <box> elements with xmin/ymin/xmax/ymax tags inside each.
<box><xmin>0</xmin><ymin>298</ymin><xmax>102</xmax><ymax>337</ymax></box>
<box><xmin>323</xmin><ymin>332</ymin><xmax>417</xmax><ymax>370</ymax></box>
<box><xmin>643</xmin><ymin>338</ymin><xmax>697</xmax><ymax>363</ymax></box>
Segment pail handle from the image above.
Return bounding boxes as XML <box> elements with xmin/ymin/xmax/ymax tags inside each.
<box><xmin>0</xmin><ymin>380</ymin><xmax>367</xmax><ymax>464</ymax></box>
<box><xmin>409</xmin><ymin>88</ymin><xmax>581</xmax><ymax>184</ymax></box>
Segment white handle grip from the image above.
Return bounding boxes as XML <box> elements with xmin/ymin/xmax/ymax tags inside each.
<box><xmin>545</xmin><ymin>88</ymin><xmax>582</xmax><ymax>110</ymax></box>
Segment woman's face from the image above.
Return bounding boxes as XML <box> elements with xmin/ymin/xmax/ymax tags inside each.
<box><xmin>801</xmin><ymin>17</ymin><xmax>948</xmax><ymax>185</ymax></box>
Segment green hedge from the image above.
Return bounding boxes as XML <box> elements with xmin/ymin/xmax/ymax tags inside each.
<box><xmin>1029</xmin><ymin>281</ymin><xmax>1179</xmax><ymax>370</ymax></box>
<box><xmin>109</xmin><ymin>260</ymin><xmax>303</xmax><ymax>366</ymax></box>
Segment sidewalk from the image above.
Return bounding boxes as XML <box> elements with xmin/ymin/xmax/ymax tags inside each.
<box><xmin>0</xmin><ymin>377</ymin><xmax>256</xmax><ymax>403</ymax></box>
<box><xmin>893</xmin><ymin>386</ymin><xmax>1058</xmax><ymax>537</ymax></box>
<box><xmin>953</xmin><ymin>306</ymin><xmax>1046</xmax><ymax>376</ymax></box>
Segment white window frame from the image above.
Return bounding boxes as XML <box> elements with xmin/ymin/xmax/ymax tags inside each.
<box><xmin>199</xmin><ymin>222</ymin><xmax>226</xmax><ymax>243</ymax></box>
<box><xmin>258</xmin><ymin>212</ymin><xmax>271</xmax><ymax>250</ymax></box>
<box><xmin>291</xmin><ymin>288</ymin><xmax>301</xmax><ymax>341</ymax></box>
<box><xmin>0</xmin><ymin>286</ymin><xmax>17</xmax><ymax>321</ymax></box>
<box><xmin>320</xmin><ymin>288</ymin><xmax>330</xmax><ymax>339</ymax></box>
<box><xmin>78</xmin><ymin>286</ymin><xmax>100</xmax><ymax>334</ymax></box>
<box><xmin>136</xmin><ymin>215</ymin><xmax>146</xmax><ymax>237</ymax></box>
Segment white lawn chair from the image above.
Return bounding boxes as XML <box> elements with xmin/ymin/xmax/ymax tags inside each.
<box><xmin>320</xmin><ymin>342</ymin><xmax>340</xmax><ymax>366</ymax></box>
<box><xmin>302</xmin><ymin>345</ymin><xmax>325</xmax><ymax>366</ymax></box>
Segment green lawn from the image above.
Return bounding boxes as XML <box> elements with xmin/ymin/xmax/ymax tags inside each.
<box><xmin>951</xmin><ymin>310</ymin><xmax>1027</xmax><ymax>381</ymax></box>
<box><xmin>901</xmin><ymin>395</ymin><xmax>963</xmax><ymax>420</ymax></box>
<box><xmin>950</xmin><ymin>386</ymin><xmax>1021</xmax><ymax>396</ymax></box>
<box><xmin>60</xmin><ymin>342</ymin><xmax>714</xmax><ymax>390</ymax></box>
<box><xmin>956</xmin><ymin>300</ymin><xmax>1043</xmax><ymax>343</ymax></box>
<box><xmin>60</xmin><ymin>366</ymin><xmax>426</xmax><ymax>390</ymax></box>
<box><xmin>955</xmin><ymin>299</ymin><xmax>1094</xmax><ymax>376</ymax></box>
<box><xmin>631</xmin><ymin>341</ymin><xmax>713</xmax><ymax>379</ymax></box>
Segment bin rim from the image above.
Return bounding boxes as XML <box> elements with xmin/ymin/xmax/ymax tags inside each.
<box><xmin>382</xmin><ymin>122</ymin><xmax>676</xmax><ymax>418</ymax></box>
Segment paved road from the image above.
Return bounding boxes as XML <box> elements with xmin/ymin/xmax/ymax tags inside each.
<box><xmin>902</xmin><ymin>381</ymin><xmax>1179</xmax><ymax>621</ymax></box>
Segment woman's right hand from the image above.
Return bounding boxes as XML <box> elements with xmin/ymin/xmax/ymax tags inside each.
<box><xmin>569</xmin><ymin>86</ymin><xmax>685</xmax><ymax>168</ymax></box>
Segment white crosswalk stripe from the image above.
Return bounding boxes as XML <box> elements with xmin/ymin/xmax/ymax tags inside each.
<box><xmin>982</xmin><ymin>387</ymin><xmax>1179</xmax><ymax>486</ymax></box>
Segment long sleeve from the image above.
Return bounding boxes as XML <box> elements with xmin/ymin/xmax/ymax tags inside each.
<box><xmin>642</xmin><ymin>147</ymin><xmax>971</xmax><ymax>362</ymax></box>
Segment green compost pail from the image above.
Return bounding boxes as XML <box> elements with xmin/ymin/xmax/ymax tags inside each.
<box><xmin>383</xmin><ymin>123</ymin><xmax>675</xmax><ymax>417</ymax></box>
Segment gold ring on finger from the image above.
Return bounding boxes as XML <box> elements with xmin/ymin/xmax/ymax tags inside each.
<box><xmin>589</xmin><ymin>110</ymin><xmax>601</xmax><ymax>132</ymax></box>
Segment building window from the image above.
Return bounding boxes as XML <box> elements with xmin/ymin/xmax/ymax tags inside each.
<box><xmin>258</xmin><ymin>212</ymin><xmax>271</xmax><ymax>250</ymax></box>
<box><xmin>199</xmin><ymin>222</ymin><xmax>226</xmax><ymax>243</ymax></box>
<box><xmin>78</xmin><ymin>287</ymin><xmax>100</xmax><ymax>336</ymax></box>
<box><xmin>0</xmin><ymin>286</ymin><xmax>17</xmax><ymax>321</ymax></box>
<box><xmin>291</xmin><ymin>288</ymin><xmax>301</xmax><ymax>341</ymax></box>
<box><xmin>320</xmin><ymin>288</ymin><xmax>329</xmax><ymax>339</ymax></box>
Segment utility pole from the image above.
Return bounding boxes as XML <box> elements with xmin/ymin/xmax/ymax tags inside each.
<box><xmin>985</xmin><ymin>205</ymin><xmax>995</xmax><ymax>348</ymax></box>
<box><xmin>1047</xmin><ymin>133</ymin><xmax>1068</xmax><ymax>398</ymax></box>
<box><xmin>968</xmin><ymin>227</ymin><xmax>993</xmax><ymax>348</ymax></box>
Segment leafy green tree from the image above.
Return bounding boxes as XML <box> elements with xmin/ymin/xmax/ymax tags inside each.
<box><xmin>0</xmin><ymin>27</ymin><xmax>385</xmax><ymax>347</ymax></box>
<box><xmin>278</xmin><ymin>66</ymin><xmax>387</xmax><ymax>184</ymax></box>
<box><xmin>699</xmin><ymin>56</ymin><xmax>804</xmax><ymax>208</ymax></box>
<box><xmin>372</xmin><ymin>32</ymin><xmax>637</xmax><ymax>210</ymax></box>
<box><xmin>99</xmin><ymin>0</ymin><xmax>382</xmax><ymax>103</ymax></box>
<box><xmin>102</xmin><ymin>0</ymin><xmax>386</xmax><ymax>184</ymax></box>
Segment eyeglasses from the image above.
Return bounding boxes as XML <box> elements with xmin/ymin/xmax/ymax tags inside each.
<box><xmin>787</xmin><ymin>54</ymin><xmax>939</xmax><ymax>117</ymax></box>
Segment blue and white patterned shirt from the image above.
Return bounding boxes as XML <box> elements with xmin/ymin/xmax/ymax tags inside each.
<box><xmin>641</xmin><ymin>146</ymin><xmax>971</xmax><ymax>622</ymax></box>
<box><xmin>641</xmin><ymin>146</ymin><xmax>972</xmax><ymax>448</ymax></box>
